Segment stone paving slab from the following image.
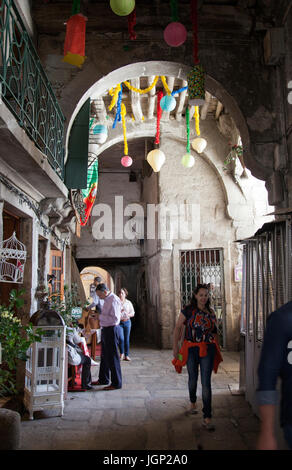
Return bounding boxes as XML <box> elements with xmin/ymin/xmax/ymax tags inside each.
<box><xmin>19</xmin><ymin>346</ymin><xmax>263</xmax><ymax>451</ymax></box>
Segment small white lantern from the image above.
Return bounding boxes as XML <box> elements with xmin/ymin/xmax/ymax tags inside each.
<box><xmin>191</xmin><ymin>137</ymin><xmax>207</xmax><ymax>153</ymax></box>
<box><xmin>24</xmin><ymin>307</ymin><xmax>66</xmax><ymax>420</ymax></box>
<box><xmin>181</xmin><ymin>153</ymin><xmax>195</xmax><ymax>168</ymax></box>
<box><xmin>147</xmin><ymin>149</ymin><xmax>166</xmax><ymax>172</ymax></box>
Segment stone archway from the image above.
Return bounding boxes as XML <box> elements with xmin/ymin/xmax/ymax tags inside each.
<box><xmin>63</xmin><ymin>61</ymin><xmax>261</xmax><ymax>180</ymax></box>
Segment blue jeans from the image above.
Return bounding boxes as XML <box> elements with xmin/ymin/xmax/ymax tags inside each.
<box><xmin>186</xmin><ymin>343</ymin><xmax>215</xmax><ymax>419</ymax></box>
<box><xmin>283</xmin><ymin>425</ymin><xmax>292</xmax><ymax>449</ymax></box>
<box><xmin>119</xmin><ymin>319</ymin><xmax>131</xmax><ymax>356</ymax></box>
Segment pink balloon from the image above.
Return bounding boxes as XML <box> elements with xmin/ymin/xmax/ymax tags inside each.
<box><xmin>163</xmin><ymin>22</ymin><xmax>187</xmax><ymax>47</ymax></box>
<box><xmin>121</xmin><ymin>155</ymin><xmax>133</xmax><ymax>167</ymax></box>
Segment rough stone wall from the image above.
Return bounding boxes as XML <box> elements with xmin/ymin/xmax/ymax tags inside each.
<box><xmin>76</xmin><ymin>172</ymin><xmax>142</xmax><ymax>259</ymax></box>
<box><xmin>285</xmin><ymin>9</ymin><xmax>292</xmax><ymax>207</ymax></box>
<box><xmin>32</xmin><ymin>3</ymin><xmax>286</xmax><ymax>191</ymax></box>
<box><xmin>157</xmin><ymin>122</ymin><xmax>271</xmax><ymax>349</ymax></box>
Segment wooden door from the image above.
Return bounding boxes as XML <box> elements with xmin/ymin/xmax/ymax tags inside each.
<box><xmin>49</xmin><ymin>249</ymin><xmax>64</xmax><ymax>299</ymax></box>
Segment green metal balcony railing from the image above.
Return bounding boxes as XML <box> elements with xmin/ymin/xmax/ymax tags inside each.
<box><xmin>0</xmin><ymin>0</ymin><xmax>65</xmax><ymax>180</ymax></box>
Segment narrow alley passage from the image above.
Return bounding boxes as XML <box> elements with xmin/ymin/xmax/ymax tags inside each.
<box><xmin>20</xmin><ymin>344</ymin><xmax>261</xmax><ymax>451</ymax></box>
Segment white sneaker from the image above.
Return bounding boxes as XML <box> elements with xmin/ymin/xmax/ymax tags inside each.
<box><xmin>91</xmin><ymin>359</ymin><xmax>99</xmax><ymax>366</ymax></box>
<box><xmin>120</xmin><ymin>354</ymin><xmax>125</xmax><ymax>360</ymax></box>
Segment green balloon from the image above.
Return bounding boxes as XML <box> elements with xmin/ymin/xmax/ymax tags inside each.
<box><xmin>110</xmin><ymin>0</ymin><xmax>135</xmax><ymax>16</ymax></box>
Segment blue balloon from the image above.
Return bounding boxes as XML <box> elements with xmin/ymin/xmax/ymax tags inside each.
<box><xmin>160</xmin><ymin>95</ymin><xmax>176</xmax><ymax>111</ymax></box>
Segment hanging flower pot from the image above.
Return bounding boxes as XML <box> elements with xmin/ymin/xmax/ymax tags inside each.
<box><xmin>187</xmin><ymin>64</ymin><xmax>205</xmax><ymax>106</ymax></box>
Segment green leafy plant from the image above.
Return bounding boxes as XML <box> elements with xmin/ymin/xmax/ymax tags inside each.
<box><xmin>49</xmin><ymin>283</ymin><xmax>86</xmax><ymax>327</ymax></box>
<box><xmin>223</xmin><ymin>144</ymin><xmax>243</xmax><ymax>171</ymax></box>
<box><xmin>0</xmin><ymin>289</ymin><xmax>43</xmax><ymax>397</ymax></box>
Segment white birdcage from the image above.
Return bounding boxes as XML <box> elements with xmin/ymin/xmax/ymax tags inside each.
<box><xmin>0</xmin><ymin>231</ymin><xmax>27</xmax><ymax>283</ymax></box>
<box><xmin>24</xmin><ymin>307</ymin><xmax>66</xmax><ymax>420</ymax></box>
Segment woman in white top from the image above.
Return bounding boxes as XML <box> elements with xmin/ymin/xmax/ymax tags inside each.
<box><xmin>118</xmin><ymin>287</ymin><xmax>135</xmax><ymax>361</ymax></box>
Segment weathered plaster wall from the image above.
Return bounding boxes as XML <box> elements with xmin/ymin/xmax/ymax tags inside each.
<box><xmin>76</xmin><ymin>172</ymin><xmax>142</xmax><ymax>259</ymax></box>
<box><xmin>156</xmin><ymin>123</ymin><xmax>272</xmax><ymax>349</ymax></box>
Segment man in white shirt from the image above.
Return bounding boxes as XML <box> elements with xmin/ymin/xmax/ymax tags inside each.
<box><xmin>66</xmin><ymin>327</ymin><xmax>92</xmax><ymax>390</ymax></box>
<box><xmin>91</xmin><ymin>283</ymin><xmax>122</xmax><ymax>390</ymax></box>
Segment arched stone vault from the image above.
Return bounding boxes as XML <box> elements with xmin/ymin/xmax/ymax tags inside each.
<box><xmin>64</xmin><ymin>61</ymin><xmax>266</xmax><ymax>182</ymax></box>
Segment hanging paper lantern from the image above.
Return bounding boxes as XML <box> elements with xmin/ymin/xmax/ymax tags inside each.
<box><xmin>93</xmin><ymin>124</ymin><xmax>108</xmax><ymax>144</ymax></box>
<box><xmin>187</xmin><ymin>64</ymin><xmax>205</xmax><ymax>106</ymax></box>
<box><xmin>160</xmin><ymin>95</ymin><xmax>176</xmax><ymax>112</ymax></box>
<box><xmin>191</xmin><ymin>137</ymin><xmax>207</xmax><ymax>153</ymax></box>
<box><xmin>164</xmin><ymin>22</ymin><xmax>187</xmax><ymax>47</ymax></box>
<box><xmin>110</xmin><ymin>0</ymin><xmax>135</xmax><ymax>16</ymax></box>
<box><xmin>181</xmin><ymin>153</ymin><xmax>195</xmax><ymax>168</ymax></box>
<box><xmin>147</xmin><ymin>149</ymin><xmax>166</xmax><ymax>172</ymax></box>
<box><xmin>121</xmin><ymin>155</ymin><xmax>133</xmax><ymax>167</ymax></box>
<box><xmin>63</xmin><ymin>13</ymin><xmax>87</xmax><ymax>68</ymax></box>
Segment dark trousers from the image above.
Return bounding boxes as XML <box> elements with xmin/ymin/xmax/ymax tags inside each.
<box><xmin>80</xmin><ymin>355</ymin><xmax>92</xmax><ymax>388</ymax></box>
<box><xmin>99</xmin><ymin>326</ymin><xmax>122</xmax><ymax>388</ymax></box>
<box><xmin>186</xmin><ymin>343</ymin><xmax>215</xmax><ymax>419</ymax></box>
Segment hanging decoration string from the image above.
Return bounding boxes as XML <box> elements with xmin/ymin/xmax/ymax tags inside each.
<box><xmin>191</xmin><ymin>0</ymin><xmax>199</xmax><ymax>65</ymax></box>
<box><xmin>71</xmin><ymin>0</ymin><xmax>81</xmax><ymax>15</ymax></box>
<box><xmin>112</xmin><ymin>87</ymin><xmax>123</xmax><ymax>129</ymax></box>
<box><xmin>123</xmin><ymin>76</ymin><xmax>159</xmax><ymax>94</ymax></box>
<box><xmin>155</xmin><ymin>90</ymin><xmax>163</xmax><ymax>145</ymax></box>
<box><xmin>160</xmin><ymin>75</ymin><xmax>172</xmax><ymax>95</ymax></box>
<box><xmin>194</xmin><ymin>106</ymin><xmax>200</xmax><ymax>135</ymax></box>
<box><xmin>170</xmin><ymin>0</ymin><xmax>179</xmax><ymax>22</ymax></box>
<box><xmin>108</xmin><ymin>83</ymin><xmax>122</xmax><ymax>111</ymax></box>
<box><xmin>121</xmin><ymin>103</ymin><xmax>128</xmax><ymax>155</ymax></box>
<box><xmin>128</xmin><ymin>7</ymin><xmax>137</xmax><ymax>40</ymax></box>
<box><xmin>186</xmin><ymin>107</ymin><xmax>190</xmax><ymax>153</ymax></box>
<box><xmin>171</xmin><ymin>86</ymin><xmax>188</xmax><ymax>96</ymax></box>
<box><xmin>123</xmin><ymin>76</ymin><xmax>187</xmax><ymax>97</ymax></box>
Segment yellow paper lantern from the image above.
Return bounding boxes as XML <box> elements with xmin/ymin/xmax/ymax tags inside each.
<box><xmin>147</xmin><ymin>149</ymin><xmax>166</xmax><ymax>172</ymax></box>
<box><xmin>191</xmin><ymin>137</ymin><xmax>207</xmax><ymax>153</ymax></box>
<box><xmin>181</xmin><ymin>153</ymin><xmax>195</xmax><ymax>168</ymax></box>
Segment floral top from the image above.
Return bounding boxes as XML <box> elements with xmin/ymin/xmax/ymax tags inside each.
<box><xmin>181</xmin><ymin>305</ymin><xmax>217</xmax><ymax>343</ymax></box>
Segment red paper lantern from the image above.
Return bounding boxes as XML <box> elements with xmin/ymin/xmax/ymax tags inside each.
<box><xmin>63</xmin><ymin>14</ymin><xmax>87</xmax><ymax>67</ymax></box>
<box><xmin>121</xmin><ymin>155</ymin><xmax>133</xmax><ymax>167</ymax></box>
<box><xmin>163</xmin><ymin>22</ymin><xmax>187</xmax><ymax>47</ymax></box>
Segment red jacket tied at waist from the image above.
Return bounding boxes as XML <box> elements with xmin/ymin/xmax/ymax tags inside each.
<box><xmin>172</xmin><ymin>339</ymin><xmax>223</xmax><ymax>374</ymax></box>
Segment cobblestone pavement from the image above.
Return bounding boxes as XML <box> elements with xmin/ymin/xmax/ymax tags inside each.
<box><xmin>20</xmin><ymin>343</ymin><xmax>262</xmax><ymax>451</ymax></box>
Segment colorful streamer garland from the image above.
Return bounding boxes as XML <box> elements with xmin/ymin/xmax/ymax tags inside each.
<box><xmin>128</xmin><ymin>8</ymin><xmax>137</xmax><ymax>40</ymax></box>
<box><xmin>155</xmin><ymin>90</ymin><xmax>163</xmax><ymax>145</ymax></box>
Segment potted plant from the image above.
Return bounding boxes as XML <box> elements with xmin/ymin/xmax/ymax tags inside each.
<box><xmin>0</xmin><ymin>289</ymin><xmax>43</xmax><ymax>399</ymax></box>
